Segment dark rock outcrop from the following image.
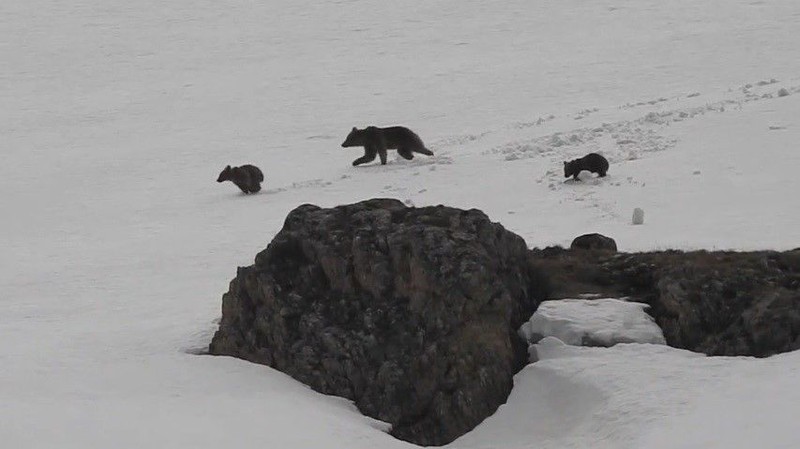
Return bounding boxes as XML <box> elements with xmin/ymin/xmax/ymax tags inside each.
<box><xmin>570</xmin><ymin>233</ymin><xmax>617</xmax><ymax>252</ymax></box>
<box><xmin>530</xmin><ymin>248</ymin><xmax>800</xmax><ymax>357</ymax></box>
<box><xmin>210</xmin><ymin>199</ymin><xmax>548</xmax><ymax>445</ymax></box>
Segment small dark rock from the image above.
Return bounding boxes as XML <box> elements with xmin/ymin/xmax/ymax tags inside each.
<box><xmin>535</xmin><ymin>245</ymin><xmax>568</xmax><ymax>258</ymax></box>
<box><xmin>570</xmin><ymin>233</ymin><xmax>618</xmax><ymax>252</ymax></box>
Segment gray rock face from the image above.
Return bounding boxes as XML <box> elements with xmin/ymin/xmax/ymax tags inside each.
<box><xmin>209</xmin><ymin>198</ymin><xmax>548</xmax><ymax>445</ymax></box>
<box><xmin>639</xmin><ymin>252</ymin><xmax>800</xmax><ymax>356</ymax></box>
<box><xmin>530</xmin><ymin>248</ymin><xmax>800</xmax><ymax>357</ymax></box>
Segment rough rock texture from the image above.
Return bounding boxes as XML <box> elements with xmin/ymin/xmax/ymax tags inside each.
<box><xmin>209</xmin><ymin>199</ymin><xmax>548</xmax><ymax>446</ymax></box>
<box><xmin>531</xmin><ymin>247</ymin><xmax>800</xmax><ymax>357</ymax></box>
<box><xmin>569</xmin><ymin>233</ymin><xmax>618</xmax><ymax>252</ymax></box>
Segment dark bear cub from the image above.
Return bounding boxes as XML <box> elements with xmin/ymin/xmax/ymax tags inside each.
<box><xmin>564</xmin><ymin>153</ymin><xmax>609</xmax><ymax>180</ymax></box>
<box><xmin>342</xmin><ymin>126</ymin><xmax>434</xmax><ymax>166</ymax></box>
<box><xmin>217</xmin><ymin>164</ymin><xmax>264</xmax><ymax>194</ymax></box>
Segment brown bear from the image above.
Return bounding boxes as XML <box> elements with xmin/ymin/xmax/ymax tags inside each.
<box><xmin>342</xmin><ymin>126</ymin><xmax>434</xmax><ymax>166</ymax></box>
<box><xmin>217</xmin><ymin>164</ymin><xmax>264</xmax><ymax>194</ymax></box>
<box><xmin>564</xmin><ymin>153</ymin><xmax>609</xmax><ymax>180</ymax></box>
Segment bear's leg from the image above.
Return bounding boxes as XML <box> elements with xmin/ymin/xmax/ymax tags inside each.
<box><xmin>234</xmin><ymin>181</ymin><xmax>249</xmax><ymax>193</ymax></box>
<box><xmin>398</xmin><ymin>148</ymin><xmax>414</xmax><ymax>160</ymax></box>
<box><xmin>352</xmin><ymin>148</ymin><xmax>377</xmax><ymax>166</ymax></box>
<box><xmin>378</xmin><ymin>148</ymin><xmax>388</xmax><ymax>165</ymax></box>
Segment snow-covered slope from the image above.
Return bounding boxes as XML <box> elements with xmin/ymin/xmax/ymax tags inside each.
<box><xmin>3</xmin><ymin>0</ymin><xmax>800</xmax><ymax>447</ymax></box>
<box><xmin>453</xmin><ymin>338</ymin><xmax>800</xmax><ymax>449</ymax></box>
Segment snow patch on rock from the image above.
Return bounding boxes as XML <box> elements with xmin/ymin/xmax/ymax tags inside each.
<box><xmin>519</xmin><ymin>298</ymin><xmax>666</xmax><ymax>349</ymax></box>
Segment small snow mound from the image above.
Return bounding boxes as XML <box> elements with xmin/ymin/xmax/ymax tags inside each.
<box><xmin>777</xmin><ymin>88</ymin><xmax>790</xmax><ymax>97</ymax></box>
<box><xmin>518</xmin><ymin>298</ymin><xmax>666</xmax><ymax>350</ymax></box>
<box><xmin>632</xmin><ymin>207</ymin><xmax>645</xmax><ymax>225</ymax></box>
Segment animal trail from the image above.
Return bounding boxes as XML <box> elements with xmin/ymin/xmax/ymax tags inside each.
<box><xmin>573</xmin><ymin>108</ymin><xmax>600</xmax><ymax>120</ymax></box>
<box><xmin>358</xmin><ymin>153</ymin><xmax>454</xmax><ymax>172</ymax></box>
<box><xmin>509</xmin><ymin>114</ymin><xmax>556</xmax><ymax>129</ymax></box>
<box><xmin>494</xmin><ymin>78</ymin><xmax>800</xmax><ymax>177</ymax></box>
<box><xmin>432</xmin><ymin>132</ymin><xmax>487</xmax><ymax>147</ymax></box>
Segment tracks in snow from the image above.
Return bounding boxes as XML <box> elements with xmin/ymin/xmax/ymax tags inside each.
<box><xmin>255</xmin><ymin>78</ymin><xmax>799</xmax><ymax>210</ymax></box>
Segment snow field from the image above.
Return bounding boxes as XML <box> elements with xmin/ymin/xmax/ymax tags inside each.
<box><xmin>3</xmin><ymin>0</ymin><xmax>800</xmax><ymax>447</ymax></box>
<box><xmin>454</xmin><ymin>338</ymin><xmax>800</xmax><ymax>449</ymax></box>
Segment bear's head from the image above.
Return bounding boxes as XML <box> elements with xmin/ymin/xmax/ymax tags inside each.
<box><xmin>341</xmin><ymin>127</ymin><xmax>365</xmax><ymax>147</ymax></box>
<box><xmin>564</xmin><ymin>160</ymin><xmax>579</xmax><ymax>178</ymax></box>
<box><xmin>217</xmin><ymin>165</ymin><xmax>232</xmax><ymax>182</ymax></box>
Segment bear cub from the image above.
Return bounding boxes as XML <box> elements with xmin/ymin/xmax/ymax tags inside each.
<box><xmin>217</xmin><ymin>164</ymin><xmax>264</xmax><ymax>194</ymax></box>
<box><xmin>564</xmin><ymin>153</ymin><xmax>609</xmax><ymax>180</ymax></box>
<box><xmin>342</xmin><ymin>126</ymin><xmax>434</xmax><ymax>166</ymax></box>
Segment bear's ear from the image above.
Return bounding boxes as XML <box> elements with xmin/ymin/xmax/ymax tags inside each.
<box><xmin>352</xmin><ymin>127</ymin><xmax>358</xmax><ymax>132</ymax></box>
<box><xmin>563</xmin><ymin>161</ymin><xmax>567</xmax><ymax>166</ymax></box>
<box><xmin>226</xmin><ymin>165</ymin><xmax>231</xmax><ymax>170</ymax></box>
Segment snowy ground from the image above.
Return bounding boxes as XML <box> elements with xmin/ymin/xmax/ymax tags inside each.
<box><xmin>3</xmin><ymin>0</ymin><xmax>800</xmax><ymax>447</ymax></box>
<box><xmin>455</xmin><ymin>338</ymin><xmax>800</xmax><ymax>449</ymax></box>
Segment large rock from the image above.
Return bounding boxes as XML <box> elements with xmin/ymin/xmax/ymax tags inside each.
<box><xmin>633</xmin><ymin>251</ymin><xmax>800</xmax><ymax>356</ymax></box>
<box><xmin>530</xmin><ymin>248</ymin><xmax>800</xmax><ymax>357</ymax></box>
<box><xmin>209</xmin><ymin>199</ymin><xmax>548</xmax><ymax>445</ymax></box>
